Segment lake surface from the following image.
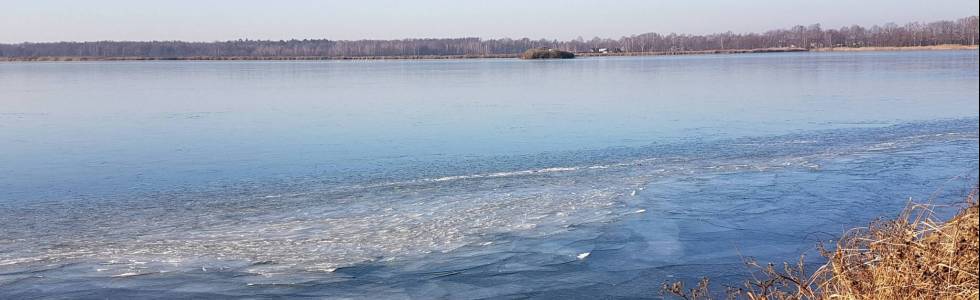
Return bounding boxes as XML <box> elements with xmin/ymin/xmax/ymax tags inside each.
<box><xmin>1</xmin><ymin>51</ymin><xmax>978</xmax><ymax>299</ymax></box>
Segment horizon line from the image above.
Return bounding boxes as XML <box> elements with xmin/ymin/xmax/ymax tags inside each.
<box><xmin>3</xmin><ymin>15</ymin><xmax>976</xmax><ymax>45</ymax></box>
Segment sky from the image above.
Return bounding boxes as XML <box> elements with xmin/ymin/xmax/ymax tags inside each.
<box><xmin>1</xmin><ymin>0</ymin><xmax>978</xmax><ymax>43</ymax></box>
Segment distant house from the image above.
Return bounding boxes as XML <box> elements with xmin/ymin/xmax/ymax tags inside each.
<box><xmin>591</xmin><ymin>48</ymin><xmax>623</xmax><ymax>54</ymax></box>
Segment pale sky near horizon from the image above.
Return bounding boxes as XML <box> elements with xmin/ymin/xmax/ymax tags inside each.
<box><xmin>2</xmin><ymin>0</ymin><xmax>978</xmax><ymax>43</ymax></box>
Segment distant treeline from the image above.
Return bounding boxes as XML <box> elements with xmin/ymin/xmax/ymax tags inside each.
<box><xmin>1</xmin><ymin>16</ymin><xmax>976</xmax><ymax>59</ymax></box>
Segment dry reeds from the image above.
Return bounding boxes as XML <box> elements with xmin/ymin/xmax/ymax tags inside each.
<box><xmin>663</xmin><ymin>188</ymin><xmax>980</xmax><ymax>300</ymax></box>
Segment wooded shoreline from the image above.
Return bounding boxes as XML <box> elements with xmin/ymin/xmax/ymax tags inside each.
<box><xmin>2</xmin><ymin>45</ymin><xmax>975</xmax><ymax>62</ymax></box>
<box><xmin>3</xmin><ymin>15</ymin><xmax>975</xmax><ymax>62</ymax></box>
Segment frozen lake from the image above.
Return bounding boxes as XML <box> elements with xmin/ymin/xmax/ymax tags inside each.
<box><xmin>1</xmin><ymin>51</ymin><xmax>978</xmax><ymax>299</ymax></box>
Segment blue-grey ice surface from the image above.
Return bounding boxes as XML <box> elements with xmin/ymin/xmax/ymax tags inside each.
<box><xmin>0</xmin><ymin>51</ymin><xmax>978</xmax><ymax>299</ymax></box>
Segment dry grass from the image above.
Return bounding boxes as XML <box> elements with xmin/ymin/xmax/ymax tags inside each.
<box><xmin>663</xmin><ymin>187</ymin><xmax>979</xmax><ymax>300</ymax></box>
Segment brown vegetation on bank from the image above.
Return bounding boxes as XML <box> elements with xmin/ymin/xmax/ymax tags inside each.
<box><xmin>663</xmin><ymin>188</ymin><xmax>980</xmax><ymax>299</ymax></box>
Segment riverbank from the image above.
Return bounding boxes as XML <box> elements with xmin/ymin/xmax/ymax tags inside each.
<box><xmin>665</xmin><ymin>189</ymin><xmax>980</xmax><ymax>300</ymax></box>
<box><xmin>2</xmin><ymin>45</ymin><xmax>976</xmax><ymax>62</ymax></box>
<box><xmin>0</xmin><ymin>53</ymin><xmax>521</xmax><ymax>62</ymax></box>
<box><xmin>576</xmin><ymin>47</ymin><xmax>808</xmax><ymax>57</ymax></box>
<box><xmin>813</xmin><ymin>44</ymin><xmax>978</xmax><ymax>52</ymax></box>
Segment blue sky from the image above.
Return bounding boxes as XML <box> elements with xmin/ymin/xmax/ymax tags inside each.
<box><xmin>2</xmin><ymin>0</ymin><xmax>977</xmax><ymax>43</ymax></box>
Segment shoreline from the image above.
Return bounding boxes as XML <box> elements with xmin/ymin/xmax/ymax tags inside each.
<box><xmin>1</xmin><ymin>45</ymin><xmax>976</xmax><ymax>62</ymax></box>
<box><xmin>666</xmin><ymin>190</ymin><xmax>979</xmax><ymax>299</ymax></box>
<box><xmin>813</xmin><ymin>44</ymin><xmax>979</xmax><ymax>52</ymax></box>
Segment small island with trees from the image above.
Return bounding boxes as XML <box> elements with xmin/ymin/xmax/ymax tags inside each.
<box><xmin>520</xmin><ymin>48</ymin><xmax>576</xmax><ymax>59</ymax></box>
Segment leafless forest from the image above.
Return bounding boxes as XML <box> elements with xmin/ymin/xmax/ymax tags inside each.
<box><xmin>1</xmin><ymin>16</ymin><xmax>976</xmax><ymax>59</ymax></box>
